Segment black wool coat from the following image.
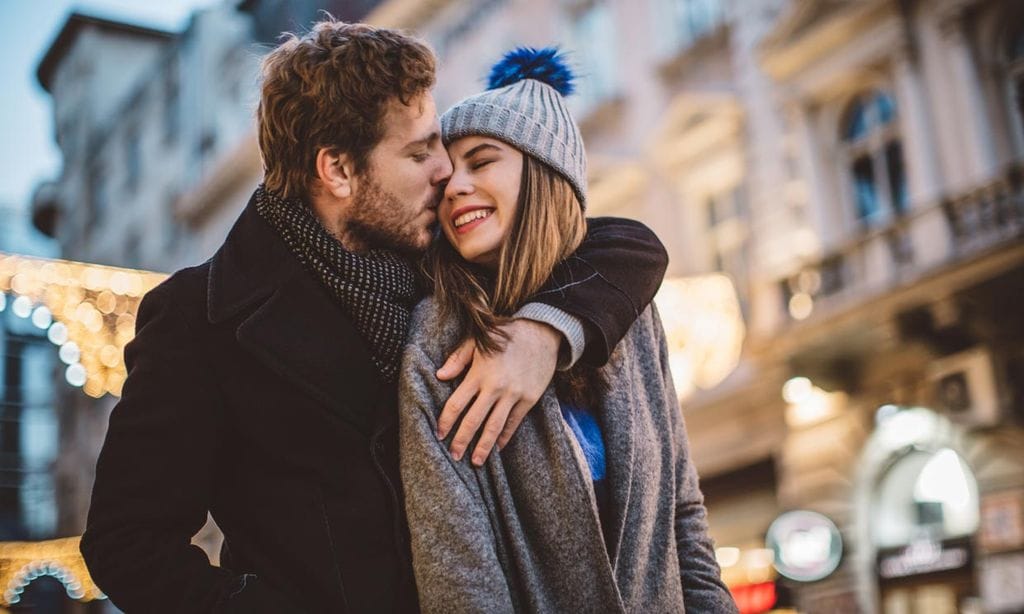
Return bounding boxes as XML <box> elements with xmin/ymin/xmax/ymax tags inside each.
<box><xmin>80</xmin><ymin>191</ymin><xmax>669</xmax><ymax>613</ymax></box>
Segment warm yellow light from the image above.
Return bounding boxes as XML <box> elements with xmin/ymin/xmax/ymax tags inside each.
<box><xmin>743</xmin><ymin>548</ymin><xmax>775</xmax><ymax>568</ymax></box>
<box><xmin>95</xmin><ymin>291</ymin><xmax>116</xmax><ymax>314</ymax></box>
<box><xmin>0</xmin><ymin>537</ymin><xmax>104</xmax><ymax>604</ymax></box>
<box><xmin>0</xmin><ymin>252</ymin><xmax>166</xmax><ymax>399</ymax></box>
<box><xmin>99</xmin><ymin>345</ymin><xmax>121</xmax><ymax>368</ymax></box>
<box><xmin>716</xmin><ymin>547</ymin><xmax>741</xmax><ymax>568</ymax></box>
<box><xmin>788</xmin><ymin>292</ymin><xmax>813</xmax><ymax>320</ymax></box>
<box><xmin>654</xmin><ymin>274</ymin><xmax>745</xmax><ymax>399</ymax></box>
<box><xmin>784</xmin><ymin>385</ymin><xmax>845</xmax><ymax>428</ymax></box>
<box><xmin>782</xmin><ymin>377</ymin><xmax>813</xmax><ymax>404</ymax></box>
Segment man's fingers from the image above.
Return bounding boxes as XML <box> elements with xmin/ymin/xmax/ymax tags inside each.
<box><xmin>496</xmin><ymin>400</ymin><xmax>533</xmax><ymax>451</ymax></box>
<box><xmin>437</xmin><ymin>376</ymin><xmax>478</xmax><ymax>440</ymax></box>
<box><xmin>470</xmin><ymin>397</ymin><xmax>517</xmax><ymax>466</ymax></box>
<box><xmin>437</xmin><ymin>338</ymin><xmax>475</xmax><ymax>380</ymax></box>
<box><xmin>449</xmin><ymin>391</ymin><xmax>497</xmax><ymax>462</ymax></box>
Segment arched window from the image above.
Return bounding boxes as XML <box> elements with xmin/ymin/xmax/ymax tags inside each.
<box><xmin>872</xmin><ymin>446</ymin><xmax>979</xmax><ymax>548</ymax></box>
<box><xmin>840</xmin><ymin>91</ymin><xmax>908</xmax><ymax>227</ymax></box>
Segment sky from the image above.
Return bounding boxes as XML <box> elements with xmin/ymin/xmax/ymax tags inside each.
<box><xmin>0</xmin><ymin>0</ymin><xmax>222</xmax><ymax>211</ymax></box>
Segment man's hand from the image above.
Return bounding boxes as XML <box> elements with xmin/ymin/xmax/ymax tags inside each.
<box><xmin>435</xmin><ymin>319</ymin><xmax>560</xmax><ymax>466</ymax></box>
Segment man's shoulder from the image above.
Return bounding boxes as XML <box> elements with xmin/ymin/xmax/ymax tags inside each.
<box><xmin>142</xmin><ymin>260</ymin><xmax>212</xmax><ymax>327</ymax></box>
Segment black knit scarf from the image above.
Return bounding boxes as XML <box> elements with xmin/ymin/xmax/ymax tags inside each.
<box><xmin>254</xmin><ymin>184</ymin><xmax>423</xmax><ymax>383</ymax></box>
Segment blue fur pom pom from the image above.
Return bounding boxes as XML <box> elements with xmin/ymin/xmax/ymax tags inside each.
<box><xmin>486</xmin><ymin>47</ymin><xmax>575</xmax><ymax>96</ymax></box>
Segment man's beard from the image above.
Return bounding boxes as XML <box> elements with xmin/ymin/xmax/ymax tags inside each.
<box><xmin>344</xmin><ymin>173</ymin><xmax>438</xmax><ymax>255</ymax></box>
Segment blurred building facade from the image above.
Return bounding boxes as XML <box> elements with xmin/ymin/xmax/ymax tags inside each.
<box><xmin>414</xmin><ymin>0</ymin><xmax>1024</xmax><ymax>611</ymax></box>
<box><xmin>0</xmin><ymin>207</ymin><xmax>60</xmax><ymax>544</ymax></box>
<box><xmin>29</xmin><ymin>0</ymin><xmax>1024</xmax><ymax>612</ymax></box>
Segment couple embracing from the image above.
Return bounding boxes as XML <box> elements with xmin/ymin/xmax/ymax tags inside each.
<box><xmin>81</xmin><ymin>18</ymin><xmax>736</xmax><ymax>614</ymax></box>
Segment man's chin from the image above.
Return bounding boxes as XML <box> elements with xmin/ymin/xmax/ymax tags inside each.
<box><xmin>388</xmin><ymin>231</ymin><xmax>432</xmax><ymax>256</ymax></box>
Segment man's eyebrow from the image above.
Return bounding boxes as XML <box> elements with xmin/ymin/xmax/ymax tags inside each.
<box><xmin>402</xmin><ymin>131</ymin><xmax>440</xmax><ymax>152</ymax></box>
<box><xmin>462</xmin><ymin>143</ymin><xmax>502</xmax><ymax>159</ymax></box>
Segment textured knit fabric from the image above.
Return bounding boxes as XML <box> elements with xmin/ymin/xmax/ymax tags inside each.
<box><xmin>399</xmin><ymin>298</ymin><xmax>738</xmax><ymax>614</ymax></box>
<box><xmin>441</xmin><ymin>77</ymin><xmax>587</xmax><ymax>209</ymax></box>
<box><xmin>559</xmin><ymin>400</ymin><xmax>611</xmax><ymax>546</ymax></box>
<box><xmin>253</xmin><ymin>184</ymin><xmax>422</xmax><ymax>382</ymax></box>
<box><xmin>516</xmin><ymin>302</ymin><xmax>585</xmax><ymax>368</ymax></box>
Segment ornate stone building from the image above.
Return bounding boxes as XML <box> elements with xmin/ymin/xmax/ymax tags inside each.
<box><xmin>29</xmin><ymin>0</ymin><xmax>1024</xmax><ymax>611</ymax></box>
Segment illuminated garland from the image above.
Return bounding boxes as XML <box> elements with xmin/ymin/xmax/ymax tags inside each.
<box><xmin>0</xmin><ymin>252</ymin><xmax>166</xmax><ymax>398</ymax></box>
<box><xmin>0</xmin><ymin>537</ymin><xmax>104</xmax><ymax>604</ymax></box>
<box><xmin>0</xmin><ymin>256</ymin><xmax>745</xmax><ymax>401</ymax></box>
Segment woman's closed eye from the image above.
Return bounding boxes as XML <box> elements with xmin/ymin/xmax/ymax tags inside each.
<box><xmin>471</xmin><ymin>159</ymin><xmax>494</xmax><ymax>171</ymax></box>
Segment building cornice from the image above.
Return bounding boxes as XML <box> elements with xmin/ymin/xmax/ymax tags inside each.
<box><xmin>36</xmin><ymin>12</ymin><xmax>174</xmax><ymax>92</ymax></box>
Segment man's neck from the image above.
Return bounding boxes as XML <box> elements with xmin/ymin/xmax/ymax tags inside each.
<box><xmin>308</xmin><ymin>193</ymin><xmax>372</xmax><ymax>254</ymax></box>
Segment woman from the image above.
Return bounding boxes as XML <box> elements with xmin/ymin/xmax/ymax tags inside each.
<box><xmin>399</xmin><ymin>48</ymin><xmax>736</xmax><ymax>613</ymax></box>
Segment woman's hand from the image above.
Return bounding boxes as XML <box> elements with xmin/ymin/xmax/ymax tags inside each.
<box><xmin>435</xmin><ymin>319</ymin><xmax>560</xmax><ymax>466</ymax></box>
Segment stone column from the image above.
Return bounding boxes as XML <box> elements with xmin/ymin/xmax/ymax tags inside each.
<box><xmin>892</xmin><ymin>46</ymin><xmax>955</xmax><ymax>269</ymax></box>
<box><xmin>892</xmin><ymin>48</ymin><xmax>943</xmax><ymax>205</ymax></box>
<box><xmin>939</xmin><ymin>11</ymin><xmax>999</xmax><ymax>185</ymax></box>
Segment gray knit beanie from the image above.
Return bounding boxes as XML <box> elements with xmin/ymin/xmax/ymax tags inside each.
<box><xmin>441</xmin><ymin>47</ymin><xmax>587</xmax><ymax>208</ymax></box>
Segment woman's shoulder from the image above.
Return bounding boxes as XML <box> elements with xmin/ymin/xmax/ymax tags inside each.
<box><xmin>405</xmin><ymin>295</ymin><xmax>462</xmax><ymax>369</ymax></box>
<box><xmin>619</xmin><ymin>303</ymin><xmax>664</xmax><ymax>349</ymax></box>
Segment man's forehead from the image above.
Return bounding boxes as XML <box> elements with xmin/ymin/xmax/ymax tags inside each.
<box><xmin>380</xmin><ymin>92</ymin><xmax>438</xmax><ymax>144</ymax></box>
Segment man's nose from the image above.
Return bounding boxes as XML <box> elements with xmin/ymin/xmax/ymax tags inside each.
<box><xmin>433</xmin><ymin>155</ymin><xmax>454</xmax><ymax>186</ymax></box>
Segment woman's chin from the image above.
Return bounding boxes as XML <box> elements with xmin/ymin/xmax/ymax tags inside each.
<box><xmin>458</xmin><ymin>249</ymin><xmax>498</xmax><ymax>269</ymax></box>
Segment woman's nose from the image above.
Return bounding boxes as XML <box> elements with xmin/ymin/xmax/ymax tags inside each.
<box><xmin>444</xmin><ymin>170</ymin><xmax>472</xmax><ymax>201</ymax></box>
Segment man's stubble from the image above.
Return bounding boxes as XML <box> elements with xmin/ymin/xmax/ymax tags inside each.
<box><xmin>342</xmin><ymin>172</ymin><xmax>439</xmax><ymax>256</ymax></box>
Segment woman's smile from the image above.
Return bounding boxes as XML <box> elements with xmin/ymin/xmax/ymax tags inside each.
<box><xmin>451</xmin><ymin>206</ymin><xmax>495</xmax><ymax>234</ymax></box>
<box><xmin>441</xmin><ymin>136</ymin><xmax>524</xmax><ymax>266</ymax></box>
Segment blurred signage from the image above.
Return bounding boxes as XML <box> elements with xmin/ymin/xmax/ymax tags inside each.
<box><xmin>980</xmin><ymin>552</ymin><xmax>1024</xmax><ymax>613</ymax></box>
<box><xmin>980</xmin><ymin>490</ymin><xmax>1024</xmax><ymax>554</ymax></box>
<box><xmin>877</xmin><ymin>537</ymin><xmax>971</xmax><ymax>579</ymax></box>
<box><xmin>730</xmin><ymin>581</ymin><xmax>776</xmax><ymax>614</ymax></box>
<box><xmin>765</xmin><ymin>510</ymin><xmax>843</xmax><ymax>582</ymax></box>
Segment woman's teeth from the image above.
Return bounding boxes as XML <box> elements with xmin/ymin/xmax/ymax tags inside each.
<box><xmin>453</xmin><ymin>209</ymin><xmax>493</xmax><ymax>228</ymax></box>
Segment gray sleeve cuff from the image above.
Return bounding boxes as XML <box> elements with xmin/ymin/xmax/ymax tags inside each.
<box><xmin>514</xmin><ymin>303</ymin><xmax>585</xmax><ymax>370</ymax></box>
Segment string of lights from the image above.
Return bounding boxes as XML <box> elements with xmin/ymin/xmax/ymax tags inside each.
<box><xmin>0</xmin><ymin>252</ymin><xmax>166</xmax><ymax>399</ymax></box>
<box><xmin>0</xmin><ymin>537</ymin><xmax>104</xmax><ymax>605</ymax></box>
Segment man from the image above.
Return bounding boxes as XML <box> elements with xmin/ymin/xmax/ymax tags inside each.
<box><xmin>81</xmin><ymin>20</ymin><xmax>668</xmax><ymax>613</ymax></box>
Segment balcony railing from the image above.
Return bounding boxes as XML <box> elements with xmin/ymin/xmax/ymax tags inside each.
<box><xmin>778</xmin><ymin>162</ymin><xmax>1024</xmax><ymax>323</ymax></box>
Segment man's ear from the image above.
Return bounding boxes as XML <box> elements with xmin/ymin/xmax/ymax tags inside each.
<box><xmin>315</xmin><ymin>147</ymin><xmax>358</xmax><ymax>199</ymax></box>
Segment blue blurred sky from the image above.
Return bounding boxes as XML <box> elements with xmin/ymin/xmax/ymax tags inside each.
<box><xmin>0</xmin><ymin>0</ymin><xmax>221</xmax><ymax>211</ymax></box>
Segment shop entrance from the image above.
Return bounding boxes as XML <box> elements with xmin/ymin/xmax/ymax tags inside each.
<box><xmin>866</xmin><ymin>410</ymin><xmax>982</xmax><ymax>613</ymax></box>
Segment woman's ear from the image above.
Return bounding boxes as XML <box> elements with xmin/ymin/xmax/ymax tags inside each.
<box><xmin>315</xmin><ymin>147</ymin><xmax>357</xmax><ymax>199</ymax></box>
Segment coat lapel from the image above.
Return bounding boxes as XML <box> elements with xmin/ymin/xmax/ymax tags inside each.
<box><xmin>208</xmin><ymin>192</ymin><xmax>385</xmax><ymax>433</ymax></box>
<box><xmin>598</xmin><ymin>350</ymin><xmax>638</xmax><ymax>569</ymax></box>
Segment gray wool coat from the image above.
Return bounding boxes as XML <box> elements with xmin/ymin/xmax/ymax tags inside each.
<box><xmin>398</xmin><ymin>298</ymin><xmax>737</xmax><ymax>614</ymax></box>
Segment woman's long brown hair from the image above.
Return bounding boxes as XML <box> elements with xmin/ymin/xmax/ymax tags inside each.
<box><xmin>425</xmin><ymin>154</ymin><xmax>607</xmax><ymax>408</ymax></box>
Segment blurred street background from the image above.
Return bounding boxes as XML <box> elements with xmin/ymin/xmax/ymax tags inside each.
<box><xmin>1</xmin><ymin>0</ymin><xmax>1023</xmax><ymax>612</ymax></box>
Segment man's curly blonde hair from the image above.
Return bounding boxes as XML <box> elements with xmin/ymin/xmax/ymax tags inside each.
<box><xmin>257</xmin><ymin>18</ymin><xmax>435</xmax><ymax>201</ymax></box>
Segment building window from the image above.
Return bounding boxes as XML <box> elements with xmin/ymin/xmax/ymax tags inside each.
<box><xmin>86</xmin><ymin>162</ymin><xmax>107</xmax><ymax>230</ymax></box>
<box><xmin>164</xmin><ymin>62</ymin><xmax>180</xmax><ymax>145</ymax></box>
<box><xmin>656</xmin><ymin>0</ymin><xmax>723</xmax><ymax>55</ymax></box>
<box><xmin>1008</xmin><ymin>28</ymin><xmax>1024</xmax><ymax>142</ymax></box>
<box><xmin>565</xmin><ymin>1</ymin><xmax>618</xmax><ymax>116</ymax></box>
<box><xmin>125</xmin><ymin>125</ymin><xmax>141</xmax><ymax>192</ymax></box>
<box><xmin>705</xmin><ymin>183</ymin><xmax>751</xmax><ymax>315</ymax></box>
<box><xmin>839</xmin><ymin>90</ymin><xmax>907</xmax><ymax>228</ymax></box>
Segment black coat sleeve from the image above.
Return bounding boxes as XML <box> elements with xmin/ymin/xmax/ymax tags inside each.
<box><xmin>529</xmin><ymin>217</ymin><xmax>668</xmax><ymax>366</ymax></box>
<box><xmin>80</xmin><ymin>284</ymin><xmax>288</xmax><ymax>613</ymax></box>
